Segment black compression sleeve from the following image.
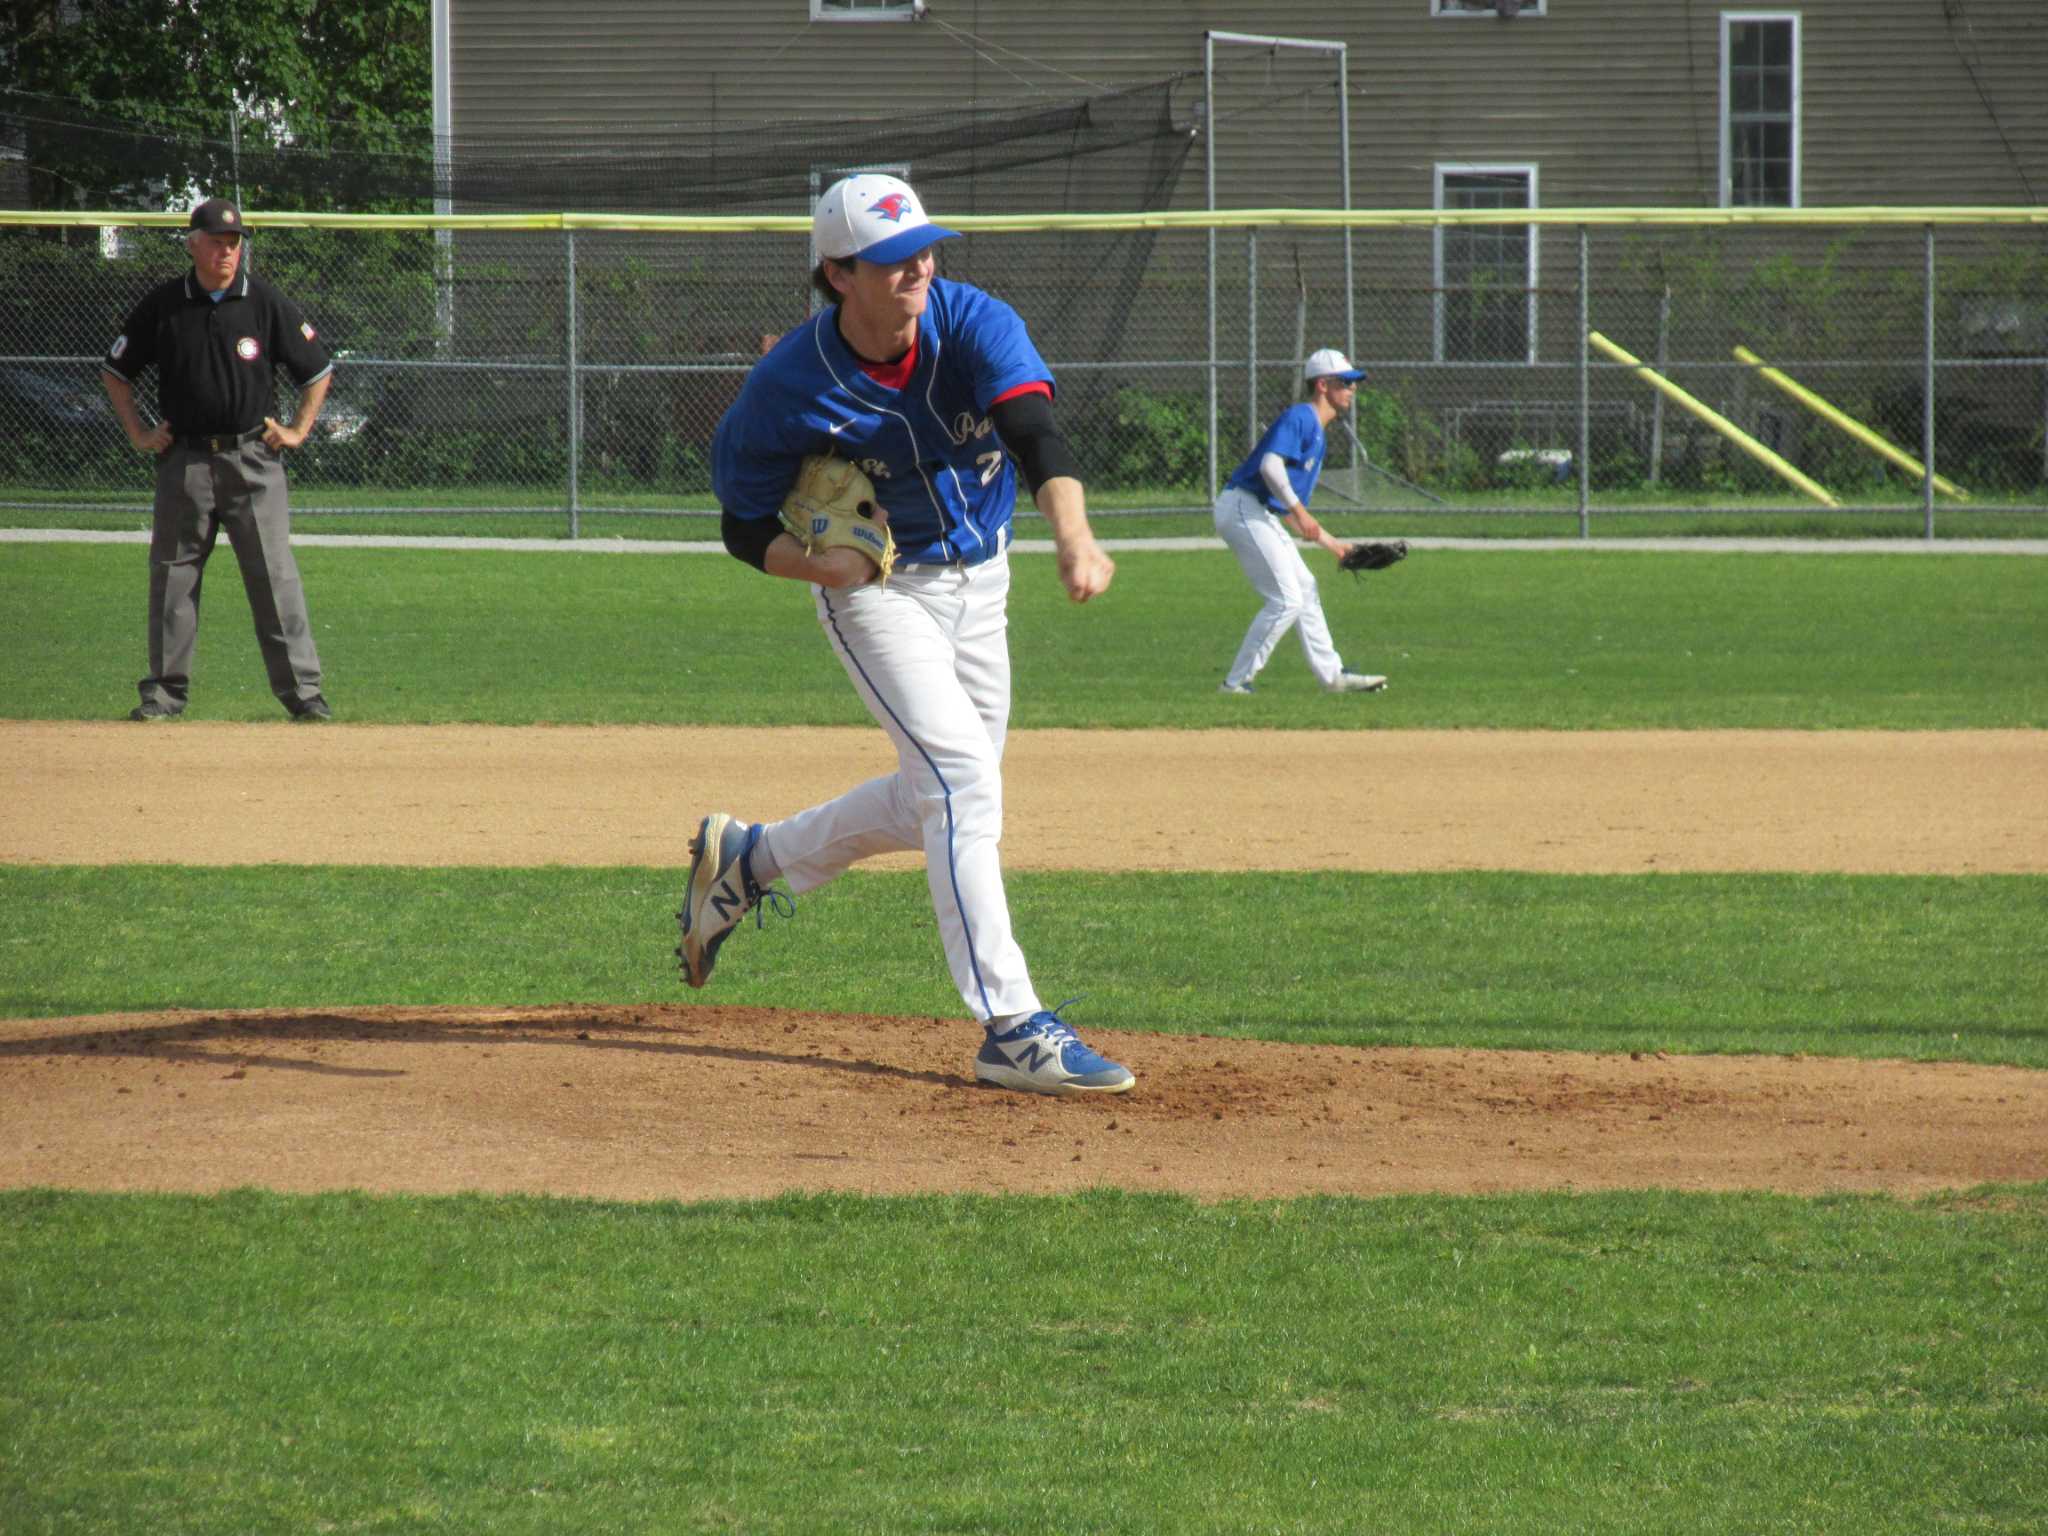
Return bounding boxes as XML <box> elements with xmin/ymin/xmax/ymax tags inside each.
<box><xmin>990</xmin><ymin>391</ymin><xmax>1081</xmax><ymax>496</ymax></box>
<box><xmin>721</xmin><ymin>509</ymin><xmax>783</xmax><ymax>573</ymax></box>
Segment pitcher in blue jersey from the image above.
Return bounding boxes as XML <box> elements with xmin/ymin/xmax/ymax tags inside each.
<box><xmin>681</xmin><ymin>173</ymin><xmax>1134</xmax><ymax>1097</ymax></box>
<box><xmin>1214</xmin><ymin>349</ymin><xmax>1388</xmax><ymax>696</ymax></box>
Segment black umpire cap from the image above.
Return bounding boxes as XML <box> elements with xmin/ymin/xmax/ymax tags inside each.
<box><xmin>188</xmin><ymin>198</ymin><xmax>244</xmax><ymax>235</ymax></box>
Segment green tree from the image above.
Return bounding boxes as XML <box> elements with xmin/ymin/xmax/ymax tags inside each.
<box><xmin>2</xmin><ymin>0</ymin><xmax>430</xmax><ymax>210</ymax></box>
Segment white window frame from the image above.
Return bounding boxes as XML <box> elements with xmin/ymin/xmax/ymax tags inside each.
<box><xmin>1719</xmin><ymin>11</ymin><xmax>1802</xmax><ymax>208</ymax></box>
<box><xmin>812</xmin><ymin>0</ymin><xmax>922</xmax><ymax>20</ymax></box>
<box><xmin>1433</xmin><ymin>163</ymin><xmax>1539</xmax><ymax>364</ymax></box>
<box><xmin>1433</xmin><ymin>0</ymin><xmax>1548</xmax><ymax>16</ymax></box>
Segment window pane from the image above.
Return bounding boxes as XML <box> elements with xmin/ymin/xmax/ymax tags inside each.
<box><xmin>1440</xmin><ymin>172</ymin><xmax>1531</xmax><ymax>360</ymax></box>
<box><xmin>1732</xmin><ymin>125</ymin><xmax>1762</xmax><ymax>204</ymax></box>
<box><xmin>1760</xmin><ymin>67</ymin><xmax>1792</xmax><ymax>115</ymax></box>
<box><xmin>1730</xmin><ymin>123</ymin><xmax>1793</xmax><ymax>207</ymax></box>
<box><xmin>1752</xmin><ymin>120</ymin><xmax>1792</xmax><ymax>204</ymax></box>
<box><xmin>1444</xmin><ymin>173</ymin><xmax>1529</xmax><ymax>212</ymax></box>
<box><xmin>1725</xmin><ymin>19</ymin><xmax>1795</xmax><ymax>207</ymax></box>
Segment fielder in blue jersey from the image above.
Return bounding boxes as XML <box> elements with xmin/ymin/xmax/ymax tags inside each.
<box><xmin>678</xmin><ymin>172</ymin><xmax>1134</xmax><ymax>1097</ymax></box>
<box><xmin>1214</xmin><ymin>348</ymin><xmax>1388</xmax><ymax>696</ymax></box>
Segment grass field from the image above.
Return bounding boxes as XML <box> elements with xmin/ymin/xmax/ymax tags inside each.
<box><xmin>4</xmin><ymin>541</ymin><xmax>2045</xmax><ymax>728</ymax></box>
<box><xmin>6</xmin><ymin>1187</ymin><xmax>2043</xmax><ymax>1534</ymax></box>
<box><xmin>3</xmin><ymin>535</ymin><xmax>2044</xmax><ymax>1532</ymax></box>
<box><xmin>4</xmin><ymin>868</ymin><xmax>2044</xmax><ymax>1067</ymax></box>
<box><xmin>6</xmin><ymin>482</ymin><xmax>2048</xmax><ymax>543</ymax></box>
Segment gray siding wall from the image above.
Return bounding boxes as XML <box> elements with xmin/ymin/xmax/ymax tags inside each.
<box><xmin>449</xmin><ymin>1</ymin><xmax>2048</xmax><ymax>210</ymax></box>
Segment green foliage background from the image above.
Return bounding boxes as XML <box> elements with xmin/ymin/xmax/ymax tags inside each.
<box><xmin>2</xmin><ymin>0</ymin><xmax>431</xmax><ymax>211</ymax></box>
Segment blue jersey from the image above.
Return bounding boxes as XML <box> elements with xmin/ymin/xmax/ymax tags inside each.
<box><xmin>1222</xmin><ymin>402</ymin><xmax>1326</xmax><ymax>514</ymax></box>
<box><xmin>712</xmin><ymin>278</ymin><xmax>1051</xmax><ymax>566</ymax></box>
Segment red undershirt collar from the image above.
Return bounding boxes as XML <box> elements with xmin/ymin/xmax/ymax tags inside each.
<box><xmin>850</xmin><ymin>334</ymin><xmax>1053</xmax><ymax>409</ymax></box>
<box><xmin>856</xmin><ymin>336</ymin><xmax>918</xmax><ymax>391</ymax></box>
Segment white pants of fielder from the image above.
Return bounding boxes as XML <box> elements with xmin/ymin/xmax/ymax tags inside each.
<box><xmin>759</xmin><ymin>550</ymin><xmax>1042</xmax><ymax>1024</ymax></box>
<box><xmin>1213</xmin><ymin>485</ymin><xmax>1347</xmax><ymax>689</ymax></box>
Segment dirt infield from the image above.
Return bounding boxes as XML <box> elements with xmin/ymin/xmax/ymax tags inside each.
<box><xmin>3</xmin><ymin>721</ymin><xmax>2045</xmax><ymax>1202</ymax></box>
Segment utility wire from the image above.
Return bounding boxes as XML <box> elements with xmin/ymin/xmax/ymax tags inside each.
<box><xmin>1942</xmin><ymin>0</ymin><xmax>2039</xmax><ymax>204</ymax></box>
<box><xmin>921</xmin><ymin>15</ymin><xmax>1115</xmax><ymax>96</ymax></box>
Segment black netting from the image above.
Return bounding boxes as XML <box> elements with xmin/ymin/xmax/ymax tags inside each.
<box><xmin>1</xmin><ymin>79</ymin><xmax>1195</xmax><ymax>216</ymax></box>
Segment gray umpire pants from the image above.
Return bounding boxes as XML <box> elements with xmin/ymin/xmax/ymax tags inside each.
<box><xmin>138</xmin><ymin>438</ymin><xmax>324</xmax><ymax>714</ymax></box>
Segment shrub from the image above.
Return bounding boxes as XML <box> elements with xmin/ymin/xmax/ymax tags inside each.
<box><xmin>1103</xmin><ymin>386</ymin><xmax>1208</xmax><ymax>492</ymax></box>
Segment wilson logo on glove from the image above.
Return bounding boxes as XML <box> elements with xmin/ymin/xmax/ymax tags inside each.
<box><xmin>782</xmin><ymin>454</ymin><xmax>898</xmax><ymax>585</ymax></box>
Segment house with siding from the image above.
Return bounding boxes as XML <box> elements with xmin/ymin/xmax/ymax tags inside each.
<box><xmin>436</xmin><ymin>1</ymin><xmax>2045</xmax><ymax>355</ymax></box>
<box><xmin>433</xmin><ymin>2</ymin><xmax>2046</xmax><ymax>485</ymax></box>
<box><xmin>438</xmin><ymin>0</ymin><xmax>2047</xmax><ymax>211</ymax></box>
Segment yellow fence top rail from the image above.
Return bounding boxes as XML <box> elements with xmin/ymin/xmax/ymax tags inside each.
<box><xmin>5</xmin><ymin>206</ymin><xmax>2048</xmax><ymax>233</ymax></box>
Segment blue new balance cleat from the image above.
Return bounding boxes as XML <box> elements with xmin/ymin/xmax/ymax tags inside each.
<box><xmin>975</xmin><ymin>1005</ymin><xmax>1135</xmax><ymax>1096</ymax></box>
<box><xmin>676</xmin><ymin>812</ymin><xmax>789</xmax><ymax>989</ymax></box>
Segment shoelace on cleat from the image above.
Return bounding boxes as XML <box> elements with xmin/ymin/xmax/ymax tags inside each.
<box><xmin>1023</xmin><ymin>996</ymin><xmax>1092</xmax><ymax>1048</ymax></box>
<box><xmin>750</xmin><ymin>886</ymin><xmax>795</xmax><ymax>929</ymax></box>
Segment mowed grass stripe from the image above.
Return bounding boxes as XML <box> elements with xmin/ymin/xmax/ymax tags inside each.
<box><xmin>3</xmin><ymin>1186</ymin><xmax>2043</xmax><ymax>1535</ymax></box>
<box><xmin>5</xmin><ymin>866</ymin><xmax>2042</xmax><ymax>1066</ymax></box>
<box><xmin>4</xmin><ymin>541</ymin><xmax>2042</xmax><ymax>727</ymax></box>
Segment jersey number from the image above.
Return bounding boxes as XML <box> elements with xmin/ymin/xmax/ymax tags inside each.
<box><xmin>976</xmin><ymin>449</ymin><xmax>1004</xmax><ymax>486</ymax></box>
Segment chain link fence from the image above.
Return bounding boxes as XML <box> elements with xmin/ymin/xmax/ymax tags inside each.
<box><xmin>2</xmin><ymin>211</ymin><xmax>2044</xmax><ymax>531</ymax></box>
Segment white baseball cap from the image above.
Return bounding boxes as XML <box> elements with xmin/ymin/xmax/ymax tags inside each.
<box><xmin>1304</xmin><ymin>348</ymin><xmax>1368</xmax><ymax>382</ymax></box>
<box><xmin>812</xmin><ymin>174</ymin><xmax>961</xmax><ymax>265</ymax></box>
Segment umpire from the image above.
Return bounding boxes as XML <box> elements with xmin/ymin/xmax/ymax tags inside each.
<box><xmin>101</xmin><ymin>197</ymin><xmax>335</xmax><ymax>722</ymax></box>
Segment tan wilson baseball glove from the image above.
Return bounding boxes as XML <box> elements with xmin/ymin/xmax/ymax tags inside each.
<box><xmin>779</xmin><ymin>454</ymin><xmax>896</xmax><ymax>585</ymax></box>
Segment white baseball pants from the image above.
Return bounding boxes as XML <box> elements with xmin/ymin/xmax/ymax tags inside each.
<box><xmin>761</xmin><ymin>551</ymin><xmax>1041</xmax><ymax>1024</ymax></box>
<box><xmin>1214</xmin><ymin>486</ymin><xmax>1345</xmax><ymax>689</ymax></box>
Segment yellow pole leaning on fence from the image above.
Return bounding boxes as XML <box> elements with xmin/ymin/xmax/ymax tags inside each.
<box><xmin>1731</xmin><ymin>345</ymin><xmax>1970</xmax><ymax>500</ymax></box>
<box><xmin>1586</xmin><ymin>332</ymin><xmax>1839</xmax><ymax>507</ymax></box>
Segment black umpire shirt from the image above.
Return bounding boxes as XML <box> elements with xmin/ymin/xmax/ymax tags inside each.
<box><xmin>102</xmin><ymin>268</ymin><xmax>333</xmax><ymax>438</ymax></box>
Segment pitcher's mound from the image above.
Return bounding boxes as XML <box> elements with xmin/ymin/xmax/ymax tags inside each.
<box><xmin>4</xmin><ymin>1005</ymin><xmax>2042</xmax><ymax>1201</ymax></box>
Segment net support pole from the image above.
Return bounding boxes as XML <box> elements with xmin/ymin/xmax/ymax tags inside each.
<box><xmin>1338</xmin><ymin>44</ymin><xmax>1354</xmax><ymax>374</ymax></box>
<box><xmin>1247</xmin><ymin>227</ymin><xmax>1258</xmax><ymax>450</ymax></box>
<box><xmin>1577</xmin><ymin>226</ymin><xmax>1591</xmax><ymax>538</ymax></box>
<box><xmin>566</xmin><ymin>228</ymin><xmax>582</xmax><ymax>540</ymax></box>
<box><xmin>1205</xmin><ymin>29</ymin><xmax>1351</xmax><ymax>500</ymax></box>
<box><xmin>1204</xmin><ymin>33</ymin><xmax>1218</xmax><ymax>502</ymax></box>
<box><xmin>431</xmin><ymin>0</ymin><xmax>456</xmax><ymax>350</ymax></box>
<box><xmin>1923</xmin><ymin>225</ymin><xmax>1937</xmax><ymax>541</ymax></box>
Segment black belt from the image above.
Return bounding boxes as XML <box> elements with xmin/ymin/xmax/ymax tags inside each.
<box><xmin>896</xmin><ymin>527</ymin><xmax>1012</xmax><ymax>573</ymax></box>
<box><xmin>175</xmin><ymin>426</ymin><xmax>266</xmax><ymax>453</ymax></box>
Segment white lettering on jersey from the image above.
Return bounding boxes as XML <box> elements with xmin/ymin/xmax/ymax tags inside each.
<box><xmin>948</xmin><ymin>410</ymin><xmax>996</xmax><ymax>446</ymax></box>
<box><xmin>109</xmin><ymin>335</ymin><xmax>128</xmax><ymax>360</ymax></box>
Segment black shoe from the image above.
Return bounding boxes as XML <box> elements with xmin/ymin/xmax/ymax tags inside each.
<box><xmin>129</xmin><ymin>700</ymin><xmax>182</xmax><ymax>721</ymax></box>
<box><xmin>289</xmin><ymin>696</ymin><xmax>333</xmax><ymax>722</ymax></box>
